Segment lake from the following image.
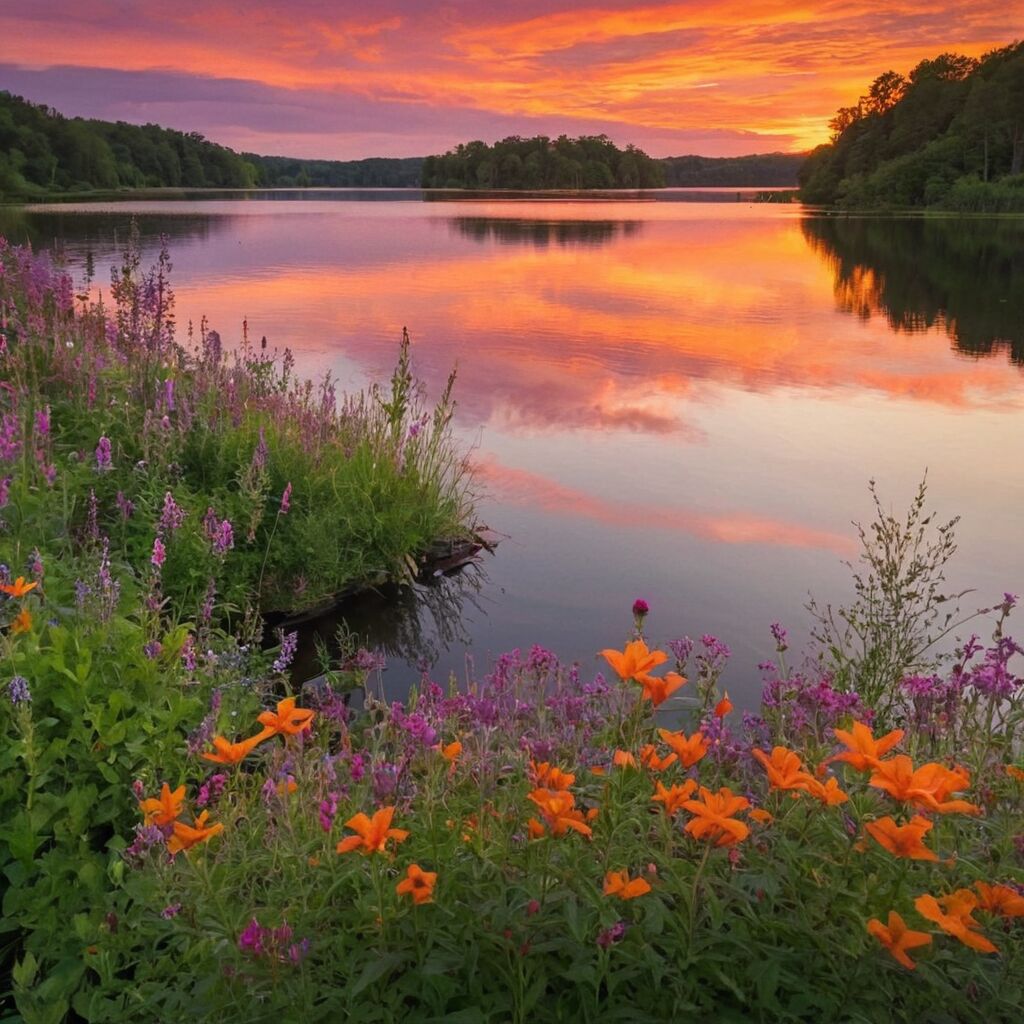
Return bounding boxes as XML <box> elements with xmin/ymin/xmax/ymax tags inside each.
<box><xmin>2</xmin><ymin>191</ymin><xmax>1022</xmax><ymax>705</ymax></box>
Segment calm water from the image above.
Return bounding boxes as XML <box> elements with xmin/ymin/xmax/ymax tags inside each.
<box><xmin>2</xmin><ymin>192</ymin><xmax>1022</xmax><ymax>705</ymax></box>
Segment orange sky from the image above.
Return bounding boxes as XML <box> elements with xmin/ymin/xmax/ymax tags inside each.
<box><xmin>0</xmin><ymin>2</ymin><xmax>1017</xmax><ymax>158</ymax></box>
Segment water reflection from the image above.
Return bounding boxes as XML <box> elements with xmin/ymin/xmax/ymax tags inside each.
<box><xmin>449</xmin><ymin>216</ymin><xmax>642</xmax><ymax>248</ymax></box>
<box><xmin>285</xmin><ymin>564</ymin><xmax>490</xmax><ymax>691</ymax></box>
<box><xmin>802</xmin><ymin>216</ymin><xmax>1024</xmax><ymax>365</ymax></box>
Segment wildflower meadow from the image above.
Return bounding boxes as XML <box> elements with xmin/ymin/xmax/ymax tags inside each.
<box><xmin>1</xmin><ymin>240</ymin><xmax>1022</xmax><ymax>1023</ymax></box>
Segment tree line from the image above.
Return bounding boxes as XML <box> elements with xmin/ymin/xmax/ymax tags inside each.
<box><xmin>0</xmin><ymin>91</ymin><xmax>422</xmax><ymax>196</ymax></box>
<box><xmin>420</xmin><ymin>135</ymin><xmax>665</xmax><ymax>189</ymax></box>
<box><xmin>799</xmin><ymin>40</ymin><xmax>1024</xmax><ymax>210</ymax></box>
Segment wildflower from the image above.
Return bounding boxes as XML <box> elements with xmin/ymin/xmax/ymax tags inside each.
<box><xmin>0</xmin><ymin>576</ymin><xmax>38</xmax><ymax>598</ymax></box>
<box><xmin>527</xmin><ymin>818</ymin><xmax>546</xmax><ymax>840</ymax></box>
<box><xmin>749</xmin><ymin>808</ymin><xmax>773</xmax><ymax>825</ymax></box>
<box><xmin>167</xmin><ymin>811</ymin><xmax>224</xmax><ymax>855</ymax></box>
<box><xmin>271</xmin><ymin>631</ymin><xmax>298</xmax><ymax>674</ymax></box>
<box><xmin>806</xmin><ymin>776</ymin><xmax>849</xmax><ymax>806</ymax></box>
<box><xmin>530</xmin><ymin>762</ymin><xmax>575</xmax><ymax>790</ymax></box>
<box><xmin>95</xmin><ymin>435</ymin><xmax>112</xmax><ymax>471</ymax></box>
<box><xmin>752</xmin><ymin>747</ymin><xmax>818</xmax><ymax>793</ymax></box>
<box><xmin>865</xmin><ymin>816</ymin><xmax>940</xmax><ymax>861</ymax></box>
<box><xmin>11</xmin><ymin>609</ymin><xmax>32</xmax><ymax>634</ymax></box>
<box><xmin>657</xmin><ymin>728</ymin><xmax>708</xmax><ymax>768</ymax></box>
<box><xmin>600</xmin><ymin>639</ymin><xmax>686</xmax><ymax>706</ymax></box>
<box><xmin>7</xmin><ymin>676</ymin><xmax>31</xmax><ymax>704</ymax></box>
<box><xmin>527</xmin><ymin>789</ymin><xmax>592</xmax><ymax>838</ymax></box>
<box><xmin>336</xmin><ymin>806</ymin><xmax>409</xmax><ymax>855</ymax></box>
<box><xmin>832</xmin><ymin>721</ymin><xmax>904</xmax><ymax>772</ymax></box>
<box><xmin>1007</xmin><ymin>765</ymin><xmax>1024</xmax><ymax>783</ymax></box>
<box><xmin>914</xmin><ymin>891</ymin><xmax>998</xmax><ymax>954</ymax></box>
<box><xmin>682</xmin><ymin>786</ymin><xmax>750</xmax><ymax>846</ymax></box>
<box><xmin>151</xmin><ymin>537</ymin><xmax>166</xmax><ymax>569</ymax></box>
<box><xmin>714</xmin><ymin>692</ymin><xmax>734</xmax><ymax>717</ymax></box>
<box><xmin>440</xmin><ymin>741</ymin><xmax>462</xmax><ymax>763</ymax></box>
<box><xmin>280</xmin><ymin>482</ymin><xmax>292</xmax><ymax>514</ymax></box>
<box><xmin>201</xmin><ymin>732</ymin><xmax>269</xmax><ymax>765</ymax></box>
<box><xmin>632</xmin><ymin>599</ymin><xmax>649</xmax><ymax>618</ymax></box>
<box><xmin>157</xmin><ymin>492</ymin><xmax>187</xmax><ymax>533</ymax></box>
<box><xmin>651</xmin><ymin>779</ymin><xmax>698</xmax><ymax>815</ymax></box>
<box><xmin>160</xmin><ymin>903</ymin><xmax>182</xmax><ymax>919</ymax></box>
<box><xmin>603</xmin><ymin>870</ymin><xmax>652</xmax><ymax>900</ymax></box>
<box><xmin>612</xmin><ymin>749</ymin><xmax>638</xmax><ymax>769</ymax></box>
<box><xmin>257</xmin><ymin>697</ymin><xmax>314</xmax><ymax>738</ymax></box>
<box><xmin>869</xmin><ymin>757</ymin><xmax>980</xmax><ymax>814</ymax></box>
<box><xmin>139</xmin><ymin>783</ymin><xmax>186</xmax><ymax>826</ymax></box>
<box><xmin>974</xmin><ymin>882</ymin><xmax>1024</xmax><ymax>917</ymax></box>
<box><xmin>396</xmin><ymin>864</ymin><xmax>437</xmax><ymax>905</ymax></box>
<box><xmin>195</xmin><ymin>773</ymin><xmax>227</xmax><ymax>809</ymax></box>
<box><xmin>639</xmin><ymin>744</ymin><xmax>677</xmax><ymax>772</ymax></box>
<box><xmin>596</xmin><ymin>921</ymin><xmax>628</xmax><ymax>948</ymax></box>
<box><xmin>866</xmin><ymin>912</ymin><xmax>932</xmax><ymax>970</ymax></box>
<box><xmin>276</xmin><ymin>777</ymin><xmax>298</xmax><ymax>797</ymax></box>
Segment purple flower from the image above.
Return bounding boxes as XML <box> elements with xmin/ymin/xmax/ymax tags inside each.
<box><xmin>251</xmin><ymin>428</ymin><xmax>268</xmax><ymax>472</ymax></box>
<box><xmin>157</xmin><ymin>491</ymin><xmax>186</xmax><ymax>533</ymax></box>
<box><xmin>124</xmin><ymin>823</ymin><xmax>166</xmax><ymax>862</ymax></box>
<box><xmin>196</xmin><ymin>773</ymin><xmax>227</xmax><ymax>809</ymax></box>
<box><xmin>95</xmin><ymin>435</ymin><xmax>112</xmax><ymax>472</ymax></box>
<box><xmin>7</xmin><ymin>676</ymin><xmax>30</xmax><ymax>705</ymax></box>
<box><xmin>596</xmin><ymin>921</ymin><xmax>628</xmax><ymax>949</ymax></box>
<box><xmin>0</xmin><ymin>475</ymin><xmax>11</xmax><ymax>509</ymax></box>
<box><xmin>272</xmin><ymin>630</ymin><xmax>298</xmax><ymax>674</ymax></box>
<box><xmin>632</xmin><ymin>598</ymin><xmax>649</xmax><ymax>617</ymax></box>
<box><xmin>280</xmin><ymin>482</ymin><xmax>292</xmax><ymax>515</ymax></box>
<box><xmin>212</xmin><ymin>520</ymin><xmax>234</xmax><ymax>556</ymax></box>
<box><xmin>34</xmin><ymin>406</ymin><xmax>50</xmax><ymax>438</ymax></box>
<box><xmin>160</xmin><ymin>903</ymin><xmax>182</xmax><ymax>919</ymax></box>
<box><xmin>115</xmin><ymin>491</ymin><xmax>134</xmax><ymax>520</ymax></box>
<box><xmin>319</xmin><ymin>792</ymin><xmax>339</xmax><ymax>833</ymax></box>
<box><xmin>151</xmin><ymin>537</ymin><xmax>166</xmax><ymax>569</ymax></box>
<box><xmin>143</xmin><ymin>640</ymin><xmax>163</xmax><ymax>660</ymax></box>
<box><xmin>770</xmin><ymin>622</ymin><xmax>788</xmax><ymax>651</ymax></box>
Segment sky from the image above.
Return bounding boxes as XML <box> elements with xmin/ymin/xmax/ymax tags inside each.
<box><xmin>0</xmin><ymin>1</ymin><xmax>1018</xmax><ymax>159</ymax></box>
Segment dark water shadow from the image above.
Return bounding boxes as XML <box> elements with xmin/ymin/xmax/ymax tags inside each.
<box><xmin>448</xmin><ymin>216</ymin><xmax>643</xmax><ymax>248</ymax></box>
<box><xmin>285</xmin><ymin>562</ymin><xmax>490</xmax><ymax>694</ymax></box>
<box><xmin>802</xmin><ymin>215</ymin><xmax>1024</xmax><ymax>365</ymax></box>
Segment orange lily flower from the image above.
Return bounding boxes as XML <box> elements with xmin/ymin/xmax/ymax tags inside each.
<box><xmin>637</xmin><ymin>671</ymin><xmax>686</xmax><ymax>707</ymax></box>
<box><xmin>167</xmin><ymin>811</ymin><xmax>224</xmax><ymax>855</ymax></box>
<box><xmin>336</xmin><ymin>806</ymin><xmax>409</xmax><ymax>855</ymax></box>
<box><xmin>440</xmin><ymin>741</ymin><xmax>462</xmax><ymax>762</ymax></box>
<box><xmin>832</xmin><ymin>721</ymin><xmax>903</xmax><ymax>772</ymax></box>
<box><xmin>531</xmin><ymin>762</ymin><xmax>575</xmax><ymax>790</ymax></box>
<box><xmin>1006</xmin><ymin>765</ymin><xmax>1024</xmax><ymax>782</ymax></box>
<box><xmin>139</xmin><ymin>783</ymin><xmax>186</xmax><ymax>826</ymax></box>
<box><xmin>651</xmin><ymin>779</ymin><xmax>698</xmax><ymax>815</ymax></box>
<box><xmin>639</xmin><ymin>745</ymin><xmax>678</xmax><ymax>772</ymax></box>
<box><xmin>201</xmin><ymin>732</ymin><xmax>269</xmax><ymax>765</ymax></box>
<box><xmin>805</xmin><ymin>776</ymin><xmax>849</xmax><ymax>806</ymax></box>
<box><xmin>600</xmin><ymin>640</ymin><xmax>686</xmax><ymax>706</ymax></box>
<box><xmin>714</xmin><ymin>692</ymin><xmax>734</xmax><ymax>717</ymax></box>
<box><xmin>527</xmin><ymin>788</ymin><xmax>592</xmax><ymax>838</ymax></box>
<box><xmin>0</xmin><ymin>576</ymin><xmax>38</xmax><ymax>598</ymax></box>
<box><xmin>276</xmin><ymin>778</ymin><xmax>298</xmax><ymax>796</ymax></box>
<box><xmin>974</xmin><ymin>882</ymin><xmax>1024</xmax><ymax>918</ymax></box>
<box><xmin>752</xmin><ymin>747</ymin><xmax>818</xmax><ymax>793</ymax></box>
<box><xmin>749</xmin><ymin>808</ymin><xmax>774</xmax><ymax>825</ymax></box>
<box><xmin>657</xmin><ymin>728</ymin><xmax>708</xmax><ymax>768</ymax></box>
<box><xmin>866</xmin><ymin>911</ymin><xmax>932</xmax><ymax>970</ymax></box>
<box><xmin>869</xmin><ymin>757</ymin><xmax>979</xmax><ymax>814</ymax></box>
<box><xmin>527</xmin><ymin>817</ymin><xmax>546</xmax><ymax>840</ymax></box>
<box><xmin>865</xmin><ymin>815</ymin><xmax>940</xmax><ymax>861</ymax></box>
<box><xmin>603</xmin><ymin>870</ymin><xmax>652</xmax><ymax>900</ymax></box>
<box><xmin>612</xmin><ymin>749</ymin><xmax>638</xmax><ymax>769</ymax></box>
<box><xmin>396</xmin><ymin>863</ymin><xmax>437</xmax><ymax>905</ymax></box>
<box><xmin>601</xmin><ymin>639</ymin><xmax>668</xmax><ymax>681</ymax></box>
<box><xmin>257</xmin><ymin>697</ymin><xmax>314</xmax><ymax>738</ymax></box>
<box><xmin>682</xmin><ymin>786</ymin><xmax>750</xmax><ymax>847</ymax></box>
<box><xmin>10</xmin><ymin>609</ymin><xmax>32</xmax><ymax>635</ymax></box>
<box><xmin>914</xmin><ymin>891</ymin><xmax>998</xmax><ymax>954</ymax></box>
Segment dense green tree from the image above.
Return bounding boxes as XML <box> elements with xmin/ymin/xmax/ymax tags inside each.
<box><xmin>798</xmin><ymin>40</ymin><xmax>1024</xmax><ymax>209</ymax></box>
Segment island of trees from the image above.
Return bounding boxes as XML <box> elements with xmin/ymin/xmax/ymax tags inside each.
<box><xmin>420</xmin><ymin>135</ymin><xmax>666</xmax><ymax>189</ymax></box>
<box><xmin>799</xmin><ymin>40</ymin><xmax>1024</xmax><ymax>210</ymax></box>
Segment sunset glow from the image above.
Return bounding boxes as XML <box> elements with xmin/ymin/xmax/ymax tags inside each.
<box><xmin>0</xmin><ymin>2</ymin><xmax>1017</xmax><ymax>158</ymax></box>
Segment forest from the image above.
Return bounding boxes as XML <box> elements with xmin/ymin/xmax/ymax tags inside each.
<box><xmin>420</xmin><ymin>135</ymin><xmax>665</xmax><ymax>189</ymax></box>
<box><xmin>799</xmin><ymin>40</ymin><xmax>1024</xmax><ymax>209</ymax></box>
<box><xmin>0</xmin><ymin>91</ymin><xmax>421</xmax><ymax>195</ymax></box>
